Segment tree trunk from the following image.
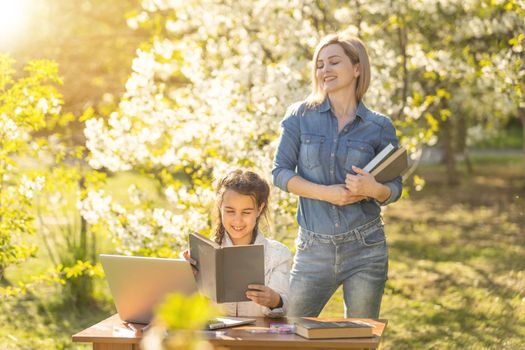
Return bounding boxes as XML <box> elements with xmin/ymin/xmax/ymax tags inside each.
<box><xmin>92</xmin><ymin>227</ymin><xmax>97</xmax><ymax>264</ymax></box>
<box><xmin>464</xmin><ymin>152</ymin><xmax>473</xmax><ymax>175</ymax></box>
<box><xmin>78</xmin><ymin>176</ymin><xmax>88</xmax><ymax>261</ymax></box>
<box><xmin>456</xmin><ymin>115</ymin><xmax>473</xmax><ymax>174</ymax></box>
<box><xmin>519</xmin><ymin>107</ymin><xmax>525</xmax><ymax>157</ymax></box>
<box><xmin>66</xmin><ymin>175</ymin><xmax>94</xmax><ymax>307</ymax></box>
<box><xmin>395</xmin><ymin>10</ymin><xmax>408</xmax><ymax>121</ymax></box>
<box><xmin>456</xmin><ymin>115</ymin><xmax>467</xmax><ymax>154</ymax></box>
<box><xmin>441</xmin><ymin>116</ymin><xmax>460</xmax><ymax>186</ymax></box>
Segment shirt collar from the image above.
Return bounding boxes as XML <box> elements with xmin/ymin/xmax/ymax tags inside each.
<box><xmin>222</xmin><ymin>231</ymin><xmax>265</xmax><ymax>247</ymax></box>
<box><xmin>319</xmin><ymin>98</ymin><xmax>331</xmax><ymax>112</ymax></box>
<box><xmin>319</xmin><ymin>98</ymin><xmax>368</xmax><ymax>121</ymax></box>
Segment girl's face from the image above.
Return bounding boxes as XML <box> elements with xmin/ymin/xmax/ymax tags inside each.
<box><xmin>220</xmin><ymin>189</ymin><xmax>263</xmax><ymax>245</ymax></box>
<box><xmin>316</xmin><ymin>43</ymin><xmax>360</xmax><ymax>95</ymax></box>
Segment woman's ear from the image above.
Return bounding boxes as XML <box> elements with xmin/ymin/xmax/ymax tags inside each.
<box><xmin>354</xmin><ymin>63</ymin><xmax>360</xmax><ymax>77</ymax></box>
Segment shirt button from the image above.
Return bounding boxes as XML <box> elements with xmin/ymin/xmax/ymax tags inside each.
<box><xmin>330</xmin><ymin>170</ymin><xmax>334</xmax><ymax>173</ymax></box>
<box><xmin>335</xmin><ymin>223</ymin><xmax>339</xmax><ymax>227</ymax></box>
<box><xmin>331</xmin><ymin>153</ymin><xmax>334</xmax><ymax>157</ymax></box>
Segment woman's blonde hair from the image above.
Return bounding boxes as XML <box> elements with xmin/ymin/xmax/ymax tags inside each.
<box><xmin>306</xmin><ymin>32</ymin><xmax>371</xmax><ymax>107</ymax></box>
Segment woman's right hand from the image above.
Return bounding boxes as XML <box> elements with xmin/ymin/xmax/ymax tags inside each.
<box><xmin>322</xmin><ymin>184</ymin><xmax>367</xmax><ymax>206</ymax></box>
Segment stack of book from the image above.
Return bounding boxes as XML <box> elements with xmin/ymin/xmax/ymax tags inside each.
<box><xmin>362</xmin><ymin>143</ymin><xmax>408</xmax><ymax>183</ymax></box>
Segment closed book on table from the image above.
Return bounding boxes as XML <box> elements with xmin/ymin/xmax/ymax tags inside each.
<box><xmin>293</xmin><ymin>317</ymin><xmax>375</xmax><ymax>339</ymax></box>
<box><xmin>189</xmin><ymin>232</ymin><xmax>264</xmax><ymax>303</ymax></box>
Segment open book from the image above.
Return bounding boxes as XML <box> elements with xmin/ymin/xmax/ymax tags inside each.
<box><xmin>189</xmin><ymin>232</ymin><xmax>264</xmax><ymax>303</ymax></box>
<box><xmin>363</xmin><ymin>143</ymin><xmax>408</xmax><ymax>183</ymax></box>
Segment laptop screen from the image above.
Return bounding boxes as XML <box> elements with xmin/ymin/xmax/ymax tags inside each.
<box><xmin>100</xmin><ymin>254</ymin><xmax>198</xmax><ymax>324</ymax></box>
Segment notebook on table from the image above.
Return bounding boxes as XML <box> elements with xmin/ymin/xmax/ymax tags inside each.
<box><xmin>206</xmin><ymin>317</ymin><xmax>256</xmax><ymax>330</ymax></box>
<box><xmin>128</xmin><ymin>316</ymin><xmax>256</xmax><ymax>332</ymax></box>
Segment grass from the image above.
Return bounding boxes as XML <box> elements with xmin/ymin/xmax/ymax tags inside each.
<box><xmin>321</xmin><ymin>154</ymin><xmax>525</xmax><ymax>349</ymax></box>
<box><xmin>0</xmin><ymin>286</ymin><xmax>113</xmax><ymax>350</ymax></box>
<box><xmin>1</xmin><ymin>170</ymin><xmax>160</xmax><ymax>349</ymax></box>
<box><xmin>1</xmin><ymin>155</ymin><xmax>524</xmax><ymax>349</ymax></box>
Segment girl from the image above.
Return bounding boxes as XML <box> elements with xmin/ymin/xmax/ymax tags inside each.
<box><xmin>272</xmin><ymin>32</ymin><xmax>402</xmax><ymax>318</ymax></box>
<box><xmin>185</xmin><ymin>169</ymin><xmax>291</xmax><ymax>317</ymax></box>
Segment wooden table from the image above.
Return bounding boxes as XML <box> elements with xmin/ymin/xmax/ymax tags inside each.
<box><xmin>72</xmin><ymin>314</ymin><xmax>387</xmax><ymax>350</ymax></box>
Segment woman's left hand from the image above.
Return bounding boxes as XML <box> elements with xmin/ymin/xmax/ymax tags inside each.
<box><xmin>346</xmin><ymin>166</ymin><xmax>392</xmax><ymax>202</ymax></box>
<box><xmin>345</xmin><ymin>165</ymin><xmax>378</xmax><ymax>197</ymax></box>
<box><xmin>246</xmin><ymin>284</ymin><xmax>281</xmax><ymax>308</ymax></box>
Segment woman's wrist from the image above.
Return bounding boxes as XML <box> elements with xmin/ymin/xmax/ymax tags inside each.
<box><xmin>372</xmin><ymin>183</ymin><xmax>391</xmax><ymax>203</ymax></box>
<box><xmin>315</xmin><ymin>184</ymin><xmax>329</xmax><ymax>201</ymax></box>
<box><xmin>288</xmin><ymin>176</ymin><xmax>327</xmax><ymax>201</ymax></box>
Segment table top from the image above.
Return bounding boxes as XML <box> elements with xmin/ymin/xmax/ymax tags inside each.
<box><xmin>73</xmin><ymin>314</ymin><xmax>388</xmax><ymax>349</ymax></box>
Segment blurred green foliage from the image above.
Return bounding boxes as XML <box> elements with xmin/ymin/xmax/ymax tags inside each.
<box><xmin>156</xmin><ymin>293</ymin><xmax>222</xmax><ymax>331</ymax></box>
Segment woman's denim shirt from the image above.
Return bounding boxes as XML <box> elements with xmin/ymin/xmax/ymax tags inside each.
<box><xmin>272</xmin><ymin>99</ymin><xmax>403</xmax><ymax>235</ymax></box>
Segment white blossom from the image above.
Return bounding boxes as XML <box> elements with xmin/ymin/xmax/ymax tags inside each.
<box><xmin>81</xmin><ymin>0</ymin><xmax>522</xmax><ymax>253</ymax></box>
<box><xmin>0</xmin><ymin>114</ymin><xmax>20</xmax><ymax>141</ymax></box>
<box><xmin>37</xmin><ymin>98</ymin><xmax>48</xmax><ymax>114</ymax></box>
<box><xmin>77</xmin><ymin>190</ymin><xmax>112</xmax><ymax>225</ymax></box>
<box><xmin>18</xmin><ymin>175</ymin><xmax>45</xmax><ymax>199</ymax></box>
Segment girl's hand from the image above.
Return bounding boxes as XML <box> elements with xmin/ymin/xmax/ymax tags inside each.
<box><xmin>346</xmin><ymin>166</ymin><xmax>391</xmax><ymax>202</ymax></box>
<box><xmin>323</xmin><ymin>184</ymin><xmax>367</xmax><ymax>205</ymax></box>
<box><xmin>180</xmin><ymin>249</ymin><xmax>198</xmax><ymax>275</ymax></box>
<box><xmin>246</xmin><ymin>284</ymin><xmax>281</xmax><ymax>309</ymax></box>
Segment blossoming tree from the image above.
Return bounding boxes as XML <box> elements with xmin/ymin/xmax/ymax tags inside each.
<box><xmin>80</xmin><ymin>0</ymin><xmax>523</xmax><ymax>254</ymax></box>
<box><xmin>0</xmin><ymin>55</ymin><xmax>60</xmax><ymax>283</ymax></box>
<box><xmin>0</xmin><ymin>55</ymin><xmax>103</xmax><ymax>302</ymax></box>
<box><xmin>80</xmin><ymin>0</ymin><xmax>443</xmax><ymax>255</ymax></box>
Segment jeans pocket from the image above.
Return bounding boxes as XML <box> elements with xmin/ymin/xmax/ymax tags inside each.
<box><xmin>359</xmin><ymin>225</ymin><xmax>386</xmax><ymax>247</ymax></box>
<box><xmin>345</xmin><ymin>140</ymin><xmax>374</xmax><ymax>173</ymax></box>
<box><xmin>299</xmin><ymin>134</ymin><xmax>325</xmax><ymax>169</ymax></box>
<box><xmin>295</xmin><ymin>234</ymin><xmax>311</xmax><ymax>251</ymax></box>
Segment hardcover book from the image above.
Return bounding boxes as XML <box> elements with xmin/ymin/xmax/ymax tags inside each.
<box><xmin>189</xmin><ymin>232</ymin><xmax>264</xmax><ymax>303</ymax></box>
<box><xmin>363</xmin><ymin>144</ymin><xmax>408</xmax><ymax>183</ymax></box>
<box><xmin>362</xmin><ymin>143</ymin><xmax>396</xmax><ymax>173</ymax></box>
<box><xmin>293</xmin><ymin>317</ymin><xmax>375</xmax><ymax>339</ymax></box>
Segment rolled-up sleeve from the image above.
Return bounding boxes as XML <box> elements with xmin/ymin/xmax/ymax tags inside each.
<box><xmin>261</xmin><ymin>246</ymin><xmax>292</xmax><ymax>318</ymax></box>
<box><xmin>378</xmin><ymin>117</ymin><xmax>403</xmax><ymax>206</ymax></box>
<box><xmin>272</xmin><ymin>105</ymin><xmax>301</xmax><ymax>192</ymax></box>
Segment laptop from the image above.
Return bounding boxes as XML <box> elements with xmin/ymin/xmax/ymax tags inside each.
<box><xmin>100</xmin><ymin>254</ymin><xmax>198</xmax><ymax>324</ymax></box>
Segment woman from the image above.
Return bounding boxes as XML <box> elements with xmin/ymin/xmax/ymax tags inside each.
<box><xmin>272</xmin><ymin>32</ymin><xmax>402</xmax><ymax>318</ymax></box>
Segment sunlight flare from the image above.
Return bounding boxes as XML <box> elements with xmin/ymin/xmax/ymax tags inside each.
<box><xmin>0</xmin><ymin>0</ymin><xmax>31</xmax><ymax>48</ymax></box>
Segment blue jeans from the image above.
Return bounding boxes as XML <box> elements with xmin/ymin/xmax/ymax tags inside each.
<box><xmin>289</xmin><ymin>217</ymin><xmax>388</xmax><ymax>318</ymax></box>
